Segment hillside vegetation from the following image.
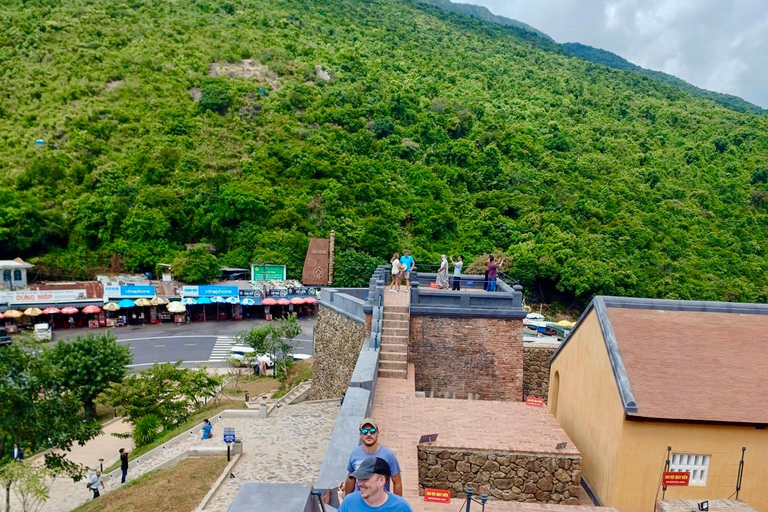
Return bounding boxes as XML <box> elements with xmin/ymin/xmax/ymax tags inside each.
<box><xmin>1</xmin><ymin>0</ymin><xmax>768</xmax><ymax>303</ymax></box>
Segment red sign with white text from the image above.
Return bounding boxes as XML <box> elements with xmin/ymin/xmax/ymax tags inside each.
<box><xmin>525</xmin><ymin>396</ymin><xmax>545</xmax><ymax>407</ymax></box>
<box><xmin>424</xmin><ymin>488</ymin><xmax>451</xmax><ymax>503</ymax></box>
<box><xmin>663</xmin><ymin>472</ymin><xmax>690</xmax><ymax>486</ymax></box>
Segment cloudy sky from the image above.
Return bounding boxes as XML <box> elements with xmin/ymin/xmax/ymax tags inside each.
<box><xmin>466</xmin><ymin>0</ymin><xmax>768</xmax><ymax>109</ymax></box>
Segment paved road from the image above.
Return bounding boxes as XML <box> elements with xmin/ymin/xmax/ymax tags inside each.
<box><xmin>49</xmin><ymin>317</ymin><xmax>316</xmax><ymax>368</ymax></box>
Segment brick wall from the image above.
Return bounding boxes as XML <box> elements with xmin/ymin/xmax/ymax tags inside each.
<box><xmin>418</xmin><ymin>446</ymin><xmax>582</xmax><ymax>504</ymax></box>
<box><xmin>408</xmin><ymin>316</ymin><xmax>524</xmax><ymax>401</ymax></box>
<box><xmin>523</xmin><ymin>343</ymin><xmax>559</xmax><ymax>399</ymax></box>
<box><xmin>308</xmin><ymin>305</ymin><xmax>366</xmax><ymax>400</ymax></box>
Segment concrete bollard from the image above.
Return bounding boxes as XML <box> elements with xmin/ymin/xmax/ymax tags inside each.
<box><xmin>259</xmin><ymin>396</ymin><xmax>268</xmax><ymax>418</ymax></box>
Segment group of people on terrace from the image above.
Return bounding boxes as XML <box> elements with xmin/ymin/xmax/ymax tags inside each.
<box><xmin>389</xmin><ymin>251</ymin><xmax>505</xmax><ymax>292</ymax></box>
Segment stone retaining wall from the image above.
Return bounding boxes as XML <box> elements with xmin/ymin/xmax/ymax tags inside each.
<box><xmin>308</xmin><ymin>305</ymin><xmax>366</xmax><ymax>400</ymax></box>
<box><xmin>523</xmin><ymin>343</ymin><xmax>559</xmax><ymax>399</ymax></box>
<box><xmin>418</xmin><ymin>447</ymin><xmax>581</xmax><ymax>504</ymax></box>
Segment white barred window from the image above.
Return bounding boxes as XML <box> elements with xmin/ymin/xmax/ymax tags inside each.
<box><xmin>670</xmin><ymin>453</ymin><xmax>710</xmax><ymax>485</ymax></box>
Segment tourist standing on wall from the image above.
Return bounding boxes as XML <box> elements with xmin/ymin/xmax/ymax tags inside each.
<box><xmin>345</xmin><ymin>418</ymin><xmax>403</xmax><ymax>496</ymax></box>
<box><xmin>450</xmin><ymin>255</ymin><xmax>463</xmax><ymax>290</ymax></box>
<box><xmin>340</xmin><ymin>457</ymin><xmax>413</xmax><ymax>512</ymax></box>
<box><xmin>389</xmin><ymin>253</ymin><xmax>402</xmax><ymax>292</ymax></box>
<box><xmin>485</xmin><ymin>255</ymin><xmax>503</xmax><ymax>292</ymax></box>
<box><xmin>436</xmin><ymin>255</ymin><xmax>450</xmax><ymax>289</ymax></box>
<box><xmin>399</xmin><ymin>251</ymin><xmax>415</xmax><ymax>291</ymax></box>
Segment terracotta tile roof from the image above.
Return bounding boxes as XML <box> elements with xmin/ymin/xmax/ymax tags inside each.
<box><xmin>606</xmin><ymin>306</ymin><xmax>768</xmax><ymax>424</ymax></box>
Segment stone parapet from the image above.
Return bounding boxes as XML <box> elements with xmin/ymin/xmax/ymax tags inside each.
<box><xmin>418</xmin><ymin>446</ymin><xmax>582</xmax><ymax>504</ymax></box>
<box><xmin>523</xmin><ymin>343</ymin><xmax>559</xmax><ymax>399</ymax></box>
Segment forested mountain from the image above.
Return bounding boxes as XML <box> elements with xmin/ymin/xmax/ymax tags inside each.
<box><xmin>2</xmin><ymin>0</ymin><xmax>768</xmax><ymax>303</ymax></box>
<box><xmin>418</xmin><ymin>0</ymin><xmax>554</xmax><ymax>42</ymax></box>
<box><xmin>561</xmin><ymin>43</ymin><xmax>767</xmax><ymax>115</ymax></box>
<box><xmin>422</xmin><ymin>1</ymin><xmax>766</xmax><ymax>116</ymax></box>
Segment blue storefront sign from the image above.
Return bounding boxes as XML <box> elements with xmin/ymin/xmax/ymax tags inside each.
<box><xmin>195</xmin><ymin>285</ymin><xmax>238</xmax><ymax>297</ymax></box>
<box><xmin>104</xmin><ymin>285</ymin><xmax>156</xmax><ymax>299</ymax></box>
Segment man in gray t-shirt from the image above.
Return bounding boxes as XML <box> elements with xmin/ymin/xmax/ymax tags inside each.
<box><xmin>450</xmin><ymin>255</ymin><xmax>463</xmax><ymax>291</ymax></box>
<box><xmin>345</xmin><ymin>418</ymin><xmax>402</xmax><ymax>496</ymax></box>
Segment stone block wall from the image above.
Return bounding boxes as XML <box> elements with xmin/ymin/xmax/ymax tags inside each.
<box><xmin>408</xmin><ymin>315</ymin><xmax>524</xmax><ymax>401</ymax></box>
<box><xmin>523</xmin><ymin>343</ymin><xmax>559</xmax><ymax>399</ymax></box>
<box><xmin>418</xmin><ymin>447</ymin><xmax>581</xmax><ymax>504</ymax></box>
<box><xmin>308</xmin><ymin>305</ymin><xmax>366</xmax><ymax>400</ymax></box>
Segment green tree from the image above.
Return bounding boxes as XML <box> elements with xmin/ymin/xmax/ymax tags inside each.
<box><xmin>198</xmin><ymin>79</ymin><xmax>233</xmax><ymax>115</ymax></box>
<box><xmin>0</xmin><ymin>344</ymin><xmax>101</xmax><ymax>479</ymax></box>
<box><xmin>44</xmin><ymin>333</ymin><xmax>132</xmax><ymax>418</ymax></box>
<box><xmin>0</xmin><ymin>462</ymin><xmax>55</xmax><ymax>512</ymax></box>
<box><xmin>333</xmin><ymin>249</ymin><xmax>386</xmax><ymax>287</ymax></box>
<box><xmin>171</xmin><ymin>248</ymin><xmax>220</xmax><ymax>284</ymax></box>
<box><xmin>97</xmin><ymin>363</ymin><xmax>222</xmax><ymax>430</ymax></box>
<box><xmin>238</xmin><ymin>314</ymin><xmax>302</xmax><ymax>380</ymax></box>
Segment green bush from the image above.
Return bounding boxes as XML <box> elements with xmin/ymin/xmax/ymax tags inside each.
<box><xmin>133</xmin><ymin>414</ymin><xmax>162</xmax><ymax>447</ymax></box>
<box><xmin>198</xmin><ymin>80</ymin><xmax>233</xmax><ymax>115</ymax></box>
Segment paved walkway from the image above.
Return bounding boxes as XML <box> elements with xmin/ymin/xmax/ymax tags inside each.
<box><xmin>2</xmin><ymin>419</ymin><xmax>134</xmax><ymax>512</ymax></box>
<box><xmin>10</xmin><ymin>401</ymin><xmax>338</xmax><ymax>512</ymax></box>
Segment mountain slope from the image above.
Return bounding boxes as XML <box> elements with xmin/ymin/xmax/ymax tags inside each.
<box><xmin>418</xmin><ymin>0</ymin><xmax>554</xmax><ymax>42</ymax></box>
<box><xmin>561</xmin><ymin>43</ymin><xmax>767</xmax><ymax>115</ymax></box>
<box><xmin>1</xmin><ymin>0</ymin><xmax>768</xmax><ymax>303</ymax></box>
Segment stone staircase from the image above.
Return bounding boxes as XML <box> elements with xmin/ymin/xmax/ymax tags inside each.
<box><xmin>378</xmin><ymin>305</ymin><xmax>409</xmax><ymax>379</ymax></box>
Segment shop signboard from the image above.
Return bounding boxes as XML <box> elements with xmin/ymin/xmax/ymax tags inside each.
<box><xmin>104</xmin><ymin>285</ymin><xmax>156</xmax><ymax>299</ymax></box>
<box><xmin>1</xmin><ymin>289</ymin><xmax>88</xmax><ymax>304</ymax></box>
<box><xmin>250</xmin><ymin>264</ymin><xmax>287</xmax><ymax>282</ymax></box>
<box><xmin>184</xmin><ymin>285</ymin><xmax>239</xmax><ymax>297</ymax></box>
<box><xmin>424</xmin><ymin>488</ymin><xmax>451</xmax><ymax>503</ymax></box>
<box><xmin>662</xmin><ymin>472</ymin><xmax>690</xmax><ymax>486</ymax></box>
<box><xmin>239</xmin><ymin>289</ymin><xmax>255</xmax><ymax>297</ymax></box>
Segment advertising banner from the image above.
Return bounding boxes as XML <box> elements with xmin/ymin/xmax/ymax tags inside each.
<box><xmin>104</xmin><ymin>285</ymin><xmax>156</xmax><ymax>299</ymax></box>
<box><xmin>662</xmin><ymin>472</ymin><xmax>690</xmax><ymax>486</ymax></box>
<box><xmin>1</xmin><ymin>289</ymin><xmax>88</xmax><ymax>304</ymax></box>
<box><xmin>424</xmin><ymin>489</ymin><xmax>451</xmax><ymax>503</ymax></box>
<box><xmin>183</xmin><ymin>285</ymin><xmax>239</xmax><ymax>297</ymax></box>
<box><xmin>251</xmin><ymin>264</ymin><xmax>287</xmax><ymax>282</ymax></box>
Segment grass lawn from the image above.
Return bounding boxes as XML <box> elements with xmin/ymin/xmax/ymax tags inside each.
<box><xmin>271</xmin><ymin>359</ymin><xmax>313</xmax><ymax>399</ymax></box>
<box><xmin>222</xmin><ymin>375</ymin><xmax>280</xmax><ymax>398</ymax></box>
<box><xmin>73</xmin><ymin>457</ymin><xmax>227</xmax><ymax>512</ymax></box>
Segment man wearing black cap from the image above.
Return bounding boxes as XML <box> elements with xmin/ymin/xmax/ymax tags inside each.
<box><xmin>346</xmin><ymin>418</ymin><xmax>402</xmax><ymax>496</ymax></box>
<box><xmin>339</xmin><ymin>457</ymin><xmax>413</xmax><ymax>511</ymax></box>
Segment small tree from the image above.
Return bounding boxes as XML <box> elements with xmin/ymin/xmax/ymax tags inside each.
<box><xmin>97</xmin><ymin>362</ymin><xmax>222</xmax><ymax>430</ymax></box>
<box><xmin>44</xmin><ymin>333</ymin><xmax>132</xmax><ymax>418</ymax></box>
<box><xmin>238</xmin><ymin>314</ymin><xmax>302</xmax><ymax>380</ymax></box>
<box><xmin>0</xmin><ymin>462</ymin><xmax>55</xmax><ymax>512</ymax></box>
<box><xmin>171</xmin><ymin>248</ymin><xmax>220</xmax><ymax>284</ymax></box>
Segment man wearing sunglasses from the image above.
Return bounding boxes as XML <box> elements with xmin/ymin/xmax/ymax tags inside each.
<box><xmin>339</xmin><ymin>457</ymin><xmax>413</xmax><ymax>511</ymax></box>
<box><xmin>345</xmin><ymin>418</ymin><xmax>402</xmax><ymax>496</ymax></box>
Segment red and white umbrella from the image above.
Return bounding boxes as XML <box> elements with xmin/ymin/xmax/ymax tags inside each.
<box><xmin>261</xmin><ymin>298</ymin><xmax>277</xmax><ymax>306</ymax></box>
<box><xmin>60</xmin><ymin>307</ymin><xmax>79</xmax><ymax>315</ymax></box>
<box><xmin>289</xmin><ymin>297</ymin><xmax>305</xmax><ymax>305</ymax></box>
<box><xmin>42</xmin><ymin>307</ymin><xmax>61</xmax><ymax>314</ymax></box>
<box><xmin>276</xmin><ymin>299</ymin><xmax>290</xmax><ymax>306</ymax></box>
<box><xmin>303</xmin><ymin>297</ymin><xmax>318</xmax><ymax>304</ymax></box>
<box><xmin>82</xmin><ymin>305</ymin><xmax>102</xmax><ymax>314</ymax></box>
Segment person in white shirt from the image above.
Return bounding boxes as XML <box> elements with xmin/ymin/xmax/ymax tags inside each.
<box><xmin>450</xmin><ymin>256</ymin><xmax>463</xmax><ymax>290</ymax></box>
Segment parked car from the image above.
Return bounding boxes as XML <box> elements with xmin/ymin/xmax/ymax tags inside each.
<box><xmin>0</xmin><ymin>327</ymin><xmax>11</xmax><ymax>346</ymax></box>
<box><xmin>33</xmin><ymin>323</ymin><xmax>52</xmax><ymax>342</ymax></box>
<box><xmin>229</xmin><ymin>346</ymin><xmax>272</xmax><ymax>367</ymax></box>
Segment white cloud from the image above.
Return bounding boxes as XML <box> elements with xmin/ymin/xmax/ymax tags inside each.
<box><xmin>463</xmin><ymin>0</ymin><xmax>768</xmax><ymax>108</ymax></box>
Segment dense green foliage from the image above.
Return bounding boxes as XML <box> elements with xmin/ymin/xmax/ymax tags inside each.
<box><xmin>419</xmin><ymin>0</ymin><xmax>554</xmax><ymax>41</ymax></box>
<box><xmin>561</xmin><ymin>43</ymin><xmax>767</xmax><ymax>115</ymax></box>
<box><xmin>2</xmin><ymin>0</ymin><xmax>768</xmax><ymax>303</ymax></box>
<box><xmin>0</xmin><ymin>343</ymin><xmax>101</xmax><ymax>475</ymax></box>
<box><xmin>44</xmin><ymin>333</ymin><xmax>132</xmax><ymax>417</ymax></box>
<box><xmin>170</xmin><ymin>247</ymin><xmax>221</xmax><ymax>284</ymax></box>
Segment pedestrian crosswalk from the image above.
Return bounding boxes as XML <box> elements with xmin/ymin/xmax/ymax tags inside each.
<box><xmin>209</xmin><ymin>335</ymin><xmax>236</xmax><ymax>362</ymax></box>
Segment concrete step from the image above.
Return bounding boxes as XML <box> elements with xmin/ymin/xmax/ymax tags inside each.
<box><xmin>379</xmin><ymin>351</ymin><xmax>408</xmax><ymax>362</ymax></box>
<box><xmin>382</xmin><ymin>318</ymin><xmax>409</xmax><ymax>327</ymax></box>
<box><xmin>384</xmin><ymin>306</ymin><xmax>410</xmax><ymax>314</ymax></box>
<box><xmin>378</xmin><ymin>368</ymin><xmax>408</xmax><ymax>379</ymax></box>
<box><xmin>379</xmin><ymin>343</ymin><xmax>408</xmax><ymax>353</ymax></box>
<box><xmin>382</xmin><ymin>327</ymin><xmax>409</xmax><ymax>336</ymax></box>
<box><xmin>382</xmin><ymin>314</ymin><xmax>409</xmax><ymax>323</ymax></box>
<box><xmin>381</xmin><ymin>334</ymin><xmax>408</xmax><ymax>342</ymax></box>
<box><xmin>379</xmin><ymin>359</ymin><xmax>407</xmax><ymax>370</ymax></box>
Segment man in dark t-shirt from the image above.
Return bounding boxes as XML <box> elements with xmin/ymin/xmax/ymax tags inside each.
<box><xmin>486</xmin><ymin>255</ymin><xmax>504</xmax><ymax>292</ymax></box>
<box><xmin>119</xmin><ymin>448</ymin><xmax>130</xmax><ymax>484</ymax></box>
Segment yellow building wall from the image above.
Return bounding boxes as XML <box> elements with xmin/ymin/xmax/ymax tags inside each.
<box><xmin>548</xmin><ymin>309</ymin><xmax>627</xmax><ymax>506</ymax></box>
<box><xmin>614</xmin><ymin>421</ymin><xmax>768</xmax><ymax>512</ymax></box>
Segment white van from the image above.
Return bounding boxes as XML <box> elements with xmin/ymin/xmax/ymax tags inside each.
<box><xmin>228</xmin><ymin>346</ymin><xmax>272</xmax><ymax>367</ymax></box>
<box><xmin>33</xmin><ymin>323</ymin><xmax>52</xmax><ymax>342</ymax></box>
